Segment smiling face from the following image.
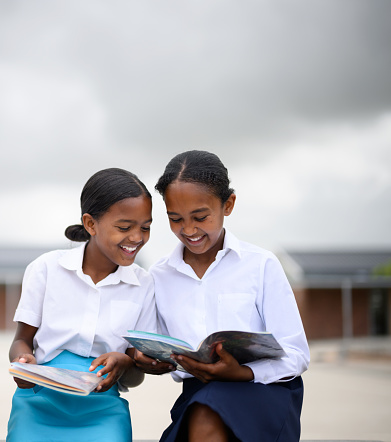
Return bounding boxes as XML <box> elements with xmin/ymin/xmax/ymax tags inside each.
<box><xmin>164</xmin><ymin>180</ymin><xmax>235</xmax><ymax>262</ymax></box>
<box><xmin>83</xmin><ymin>195</ymin><xmax>152</xmax><ymax>278</ymax></box>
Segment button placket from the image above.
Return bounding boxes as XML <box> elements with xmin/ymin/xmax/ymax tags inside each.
<box><xmin>77</xmin><ymin>286</ymin><xmax>100</xmax><ymax>357</ymax></box>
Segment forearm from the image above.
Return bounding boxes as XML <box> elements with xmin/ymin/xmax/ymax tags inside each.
<box><xmin>119</xmin><ymin>362</ymin><xmax>145</xmax><ymax>388</ymax></box>
<box><xmin>9</xmin><ymin>338</ymin><xmax>34</xmax><ymax>362</ymax></box>
<box><xmin>9</xmin><ymin>322</ymin><xmax>38</xmax><ymax>362</ymax></box>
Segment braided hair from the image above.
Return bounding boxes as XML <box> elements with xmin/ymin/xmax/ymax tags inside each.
<box><xmin>65</xmin><ymin>168</ymin><xmax>151</xmax><ymax>242</ymax></box>
<box><xmin>155</xmin><ymin>150</ymin><xmax>234</xmax><ymax>203</ymax></box>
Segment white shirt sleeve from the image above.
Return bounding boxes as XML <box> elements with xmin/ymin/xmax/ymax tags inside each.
<box><xmin>132</xmin><ymin>275</ymin><xmax>158</xmax><ymax>335</ymax></box>
<box><xmin>245</xmin><ymin>254</ymin><xmax>310</xmax><ymax>384</ymax></box>
<box><xmin>14</xmin><ymin>257</ymin><xmax>47</xmax><ymax>327</ymax></box>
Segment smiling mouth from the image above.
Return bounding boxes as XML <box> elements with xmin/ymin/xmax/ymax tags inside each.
<box><xmin>120</xmin><ymin>245</ymin><xmax>139</xmax><ymax>254</ymax></box>
<box><xmin>185</xmin><ymin>235</ymin><xmax>205</xmax><ymax>244</ymax></box>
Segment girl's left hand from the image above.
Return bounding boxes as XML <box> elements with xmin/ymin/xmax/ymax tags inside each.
<box><xmin>171</xmin><ymin>343</ymin><xmax>254</xmax><ymax>384</ymax></box>
<box><xmin>89</xmin><ymin>352</ymin><xmax>132</xmax><ymax>392</ymax></box>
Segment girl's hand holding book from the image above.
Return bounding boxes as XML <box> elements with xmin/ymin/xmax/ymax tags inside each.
<box><xmin>171</xmin><ymin>343</ymin><xmax>254</xmax><ymax>384</ymax></box>
<box><xmin>11</xmin><ymin>353</ymin><xmax>37</xmax><ymax>389</ymax></box>
<box><xmin>131</xmin><ymin>348</ymin><xmax>176</xmax><ymax>375</ymax></box>
<box><xmin>89</xmin><ymin>352</ymin><xmax>134</xmax><ymax>392</ymax></box>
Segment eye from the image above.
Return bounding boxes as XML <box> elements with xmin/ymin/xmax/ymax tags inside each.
<box><xmin>194</xmin><ymin>216</ymin><xmax>207</xmax><ymax>222</ymax></box>
<box><xmin>117</xmin><ymin>226</ymin><xmax>130</xmax><ymax>232</ymax></box>
<box><xmin>169</xmin><ymin>218</ymin><xmax>182</xmax><ymax>223</ymax></box>
<box><xmin>141</xmin><ymin>226</ymin><xmax>151</xmax><ymax>232</ymax></box>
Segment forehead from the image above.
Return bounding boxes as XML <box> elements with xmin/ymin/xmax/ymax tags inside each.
<box><xmin>105</xmin><ymin>196</ymin><xmax>152</xmax><ymax>219</ymax></box>
<box><xmin>164</xmin><ymin>181</ymin><xmax>220</xmax><ymax>210</ymax></box>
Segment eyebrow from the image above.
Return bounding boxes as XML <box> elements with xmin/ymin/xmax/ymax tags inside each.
<box><xmin>116</xmin><ymin>218</ymin><xmax>153</xmax><ymax>224</ymax></box>
<box><xmin>167</xmin><ymin>208</ymin><xmax>208</xmax><ymax>216</ymax></box>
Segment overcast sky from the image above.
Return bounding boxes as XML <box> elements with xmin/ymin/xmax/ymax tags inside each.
<box><xmin>1</xmin><ymin>0</ymin><xmax>390</xmax><ymax>267</ymax></box>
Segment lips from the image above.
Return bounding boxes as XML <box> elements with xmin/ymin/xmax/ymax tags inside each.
<box><xmin>120</xmin><ymin>244</ymin><xmax>139</xmax><ymax>255</ymax></box>
<box><xmin>184</xmin><ymin>234</ymin><xmax>206</xmax><ymax>245</ymax></box>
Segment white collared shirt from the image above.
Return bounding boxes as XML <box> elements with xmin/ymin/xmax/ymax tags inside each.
<box><xmin>14</xmin><ymin>243</ymin><xmax>157</xmax><ymax>364</ymax></box>
<box><xmin>150</xmin><ymin>230</ymin><xmax>310</xmax><ymax>384</ymax></box>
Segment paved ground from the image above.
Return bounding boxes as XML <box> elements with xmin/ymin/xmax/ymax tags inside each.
<box><xmin>1</xmin><ymin>332</ymin><xmax>390</xmax><ymax>441</ymax></box>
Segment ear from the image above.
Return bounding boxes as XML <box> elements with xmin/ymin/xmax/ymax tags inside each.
<box><xmin>82</xmin><ymin>213</ymin><xmax>97</xmax><ymax>237</ymax></box>
<box><xmin>223</xmin><ymin>193</ymin><xmax>236</xmax><ymax>216</ymax></box>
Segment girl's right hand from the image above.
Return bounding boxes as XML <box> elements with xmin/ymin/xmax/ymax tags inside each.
<box><xmin>12</xmin><ymin>353</ymin><xmax>37</xmax><ymax>389</ymax></box>
<box><xmin>131</xmin><ymin>348</ymin><xmax>175</xmax><ymax>375</ymax></box>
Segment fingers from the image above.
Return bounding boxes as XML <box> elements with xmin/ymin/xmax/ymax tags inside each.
<box><xmin>171</xmin><ymin>354</ymin><xmax>210</xmax><ymax>382</ymax></box>
<box><xmin>13</xmin><ymin>377</ymin><xmax>36</xmax><ymax>389</ymax></box>
<box><xmin>95</xmin><ymin>369</ymin><xmax>121</xmax><ymax>392</ymax></box>
<box><xmin>95</xmin><ymin>375</ymin><xmax>116</xmax><ymax>392</ymax></box>
<box><xmin>171</xmin><ymin>347</ymin><xmax>238</xmax><ymax>383</ymax></box>
<box><xmin>214</xmin><ymin>343</ymin><xmax>232</xmax><ymax>362</ymax></box>
<box><xmin>132</xmin><ymin>349</ymin><xmax>155</xmax><ymax>364</ymax></box>
<box><xmin>132</xmin><ymin>350</ymin><xmax>175</xmax><ymax>374</ymax></box>
<box><xmin>12</xmin><ymin>353</ymin><xmax>36</xmax><ymax>364</ymax></box>
<box><xmin>89</xmin><ymin>352</ymin><xmax>115</xmax><ymax>373</ymax></box>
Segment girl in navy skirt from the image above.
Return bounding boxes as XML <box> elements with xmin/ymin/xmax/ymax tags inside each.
<box><xmin>133</xmin><ymin>151</ymin><xmax>310</xmax><ymax>442</ymax></box>
<box><xmin>7</xmin><ymin>168</ymin><xmax>156</xmax><ymax>442</ymax></box>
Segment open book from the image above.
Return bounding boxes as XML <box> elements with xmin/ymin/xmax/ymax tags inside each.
<box><xmin>123</xmin><ymin>330</ymin><xmax>286</xmax><ymax>369</ymax></box>
<box><xmin>9</xmin><ymin>362</ymin><xmax>101</xmax><ymax>396</ymax></box>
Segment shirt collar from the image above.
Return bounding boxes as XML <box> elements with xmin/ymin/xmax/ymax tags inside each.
<box><xmin>59</xmin><ymin>243</ymin><xmax>141</xmax><ymax>286</ymax></box>
<box><xmin>167</xmin><ymin>229</ymin><xmax>241</xmax><ymax>269</ymax></box>
<box><xmin>222</xmin><ymin>229</ymin><xmax>241</xmax><ymax>259</ymax></box>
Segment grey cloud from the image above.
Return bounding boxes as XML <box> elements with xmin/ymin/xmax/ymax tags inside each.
<box><xmin>2</xmin><ymin>0</ymin><xmax>391</xmax><ymax>154</ymax></box>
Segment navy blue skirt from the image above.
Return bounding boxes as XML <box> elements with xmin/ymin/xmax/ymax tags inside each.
<box><xmin>160</xmin><ymin>376</ymin><xmax>303</xmax><ymax>442</ymax></box>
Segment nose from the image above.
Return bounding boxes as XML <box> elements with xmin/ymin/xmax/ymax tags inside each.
<box><xmin>128</xmin><ymin>229</ymin><xmax>143</xmax><ymax>243</ymax></box>
<box><xmin>181</xmin><ymin>220</ymin><xmax>196</xmax><ymax>236</ymax></box>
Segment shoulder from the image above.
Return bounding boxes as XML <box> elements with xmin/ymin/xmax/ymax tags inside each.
<box><xmin>148</xmin><ymin>254</ymin><xmax>179</xmax><ymax>287</ymax></box>
<box><xmin>22</xmin><ymin>247</ymin><xmax>77</xmax><ymax>284</ymax></box>
<box><xmin>129</xmin><ymin>262</ymin><xmax>154</xmax><ymax>285</ymax></box>
<box><xmin>238</xmin><ymin>239</ymin><xmax>277</xmax><ymax>260</ymax></box>
<box><xmin>227</xmin><ymin>233</ymin><xmax>284</xmax><ymax>274</ymax></box>
<box><xmin>149</xmin><ymin>254</ymin><xmax>170</xmax><ymax>270</ymax></box>
<box><xmin>25</xmin><ymin>248</ymin><xmax>71</xmax><ymax>270</ymax></box>
<box><xmin>227</xmin><ymin>231</ymin><xmax>277</xmax><ymax>263</ymax></box>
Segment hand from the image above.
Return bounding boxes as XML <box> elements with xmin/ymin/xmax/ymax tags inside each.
<box><xmin>171</xmin><ymin>343</ymin><xmax>254</xmax><ymax>384</ymax></box>
<box><xmin>89</xmin><ymin>352</ymin><xmax>133</xmax><ymax>392</ymax></box>
<box><xmin>12</xmin><ymin>353</ymin><xmax>37</xmax><ymax>389</ymax></box>
<box><xmin>130</xmin><ymin>348</ymin><xmax>175</xmax><ymax>375</ymax></box>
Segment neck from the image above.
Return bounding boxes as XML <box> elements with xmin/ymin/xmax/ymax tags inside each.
<box><xmin>183</xmin><ymin>229</ymin><xmax>225</xmax><ymax>279</ymax></box>
<box><xmin>82</xmin><ymin>242</ymin><xmax>118</xmax><ymax>284</ymax></box>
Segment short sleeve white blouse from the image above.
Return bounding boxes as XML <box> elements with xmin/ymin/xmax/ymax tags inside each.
<box><xmin>14</xmin><ymin>244</ymin><xmax>157</xmax><ymax>364</ymax></box>
<box><xmin>150</xmin><ymin>230</ymin><xmax>310</xmax><ymax>384</ymax></box>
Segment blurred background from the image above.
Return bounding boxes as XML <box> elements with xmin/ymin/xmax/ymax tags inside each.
<box><xmin>0</xmin><ymin>0</ymin><xmax>391</xmax><ymax>440</ymax></box>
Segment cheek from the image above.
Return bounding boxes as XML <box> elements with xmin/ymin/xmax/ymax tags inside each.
<box><xmin>168</xmin><ymin>222</ymin><xmax>180</xmax><ymax>233</ymax></box>
<box><xmin>206</xmin><ymin>216</ymin><xmax>223</xmax><ymax>231</ymax></box>
<box><xmin>143</xmin><ymin>231</ymin><xmax>151</xmax><ymax>243</ymax></box>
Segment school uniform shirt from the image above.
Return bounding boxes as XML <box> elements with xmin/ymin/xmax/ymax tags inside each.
<box><xmin>14</xmin><ymin>243</ymin><xmax>157</xmax><ymax>365</ymax></box>
<box><xmin>150</xmin><ymin>230</ymin><xmax>310</xmax><ymax>384</ymax></box>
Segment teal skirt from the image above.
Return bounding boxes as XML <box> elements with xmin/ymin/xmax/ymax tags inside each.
<box><xmin>7</xmin><ymin>351</ymin><xmax>132</xmax><ymax>442</ymax></box>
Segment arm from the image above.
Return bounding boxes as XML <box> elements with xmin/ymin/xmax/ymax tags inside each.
<box><xmin>9</xmin><ymin>322</ymin><xmax>38</xmax><ymax>388</ymax></box>
<box><xmin>247</xmin><ymin>255</ymin><xmax>310</xmax><ymax>384</ymax></box>
<box><xmin>123</xmin><ymin>274</ymin><xmax>175</xmax><ymax>376</ymax></box>
<box><xmin>117</xmin><ymin>348</ymin><xmax>145</xmax><ymax>388</ymax></box>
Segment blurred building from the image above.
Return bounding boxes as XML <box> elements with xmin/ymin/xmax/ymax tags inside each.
<box><xmin>279</xmin><ymin>250</ymin><xmax>391</xmax><ymax>340</ymax></box>
<box><xmin>0</xmin><ymin>247</ymin><xmax>53</xmax><ymax>330</ymax></box>
<box><xmin>1</xmin><ymin>247</ymin><xmax>391</xmax><ymax>340</ymax></box>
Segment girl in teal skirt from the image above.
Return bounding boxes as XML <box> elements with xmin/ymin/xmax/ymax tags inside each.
<box><xmin>7</xmin><ymin>168</ymin><xmax>157</xmax><ymax>442</ymax></box>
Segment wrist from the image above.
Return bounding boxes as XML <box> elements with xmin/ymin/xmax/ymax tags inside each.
<box><xmin>238</xmin><ymin>365</ymin><xmax>254</xmax><ymax>382</ymax></box>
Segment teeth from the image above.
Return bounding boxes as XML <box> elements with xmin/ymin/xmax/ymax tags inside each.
<box><xmin>121</xmin><ymin>245</ymin><xmax>137</xmax><ymax>252</ymax></box>
<box><xmin>187</xmin><ymin>236</ymin><xmax>203</xmax><ymax>242</ymax></box>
